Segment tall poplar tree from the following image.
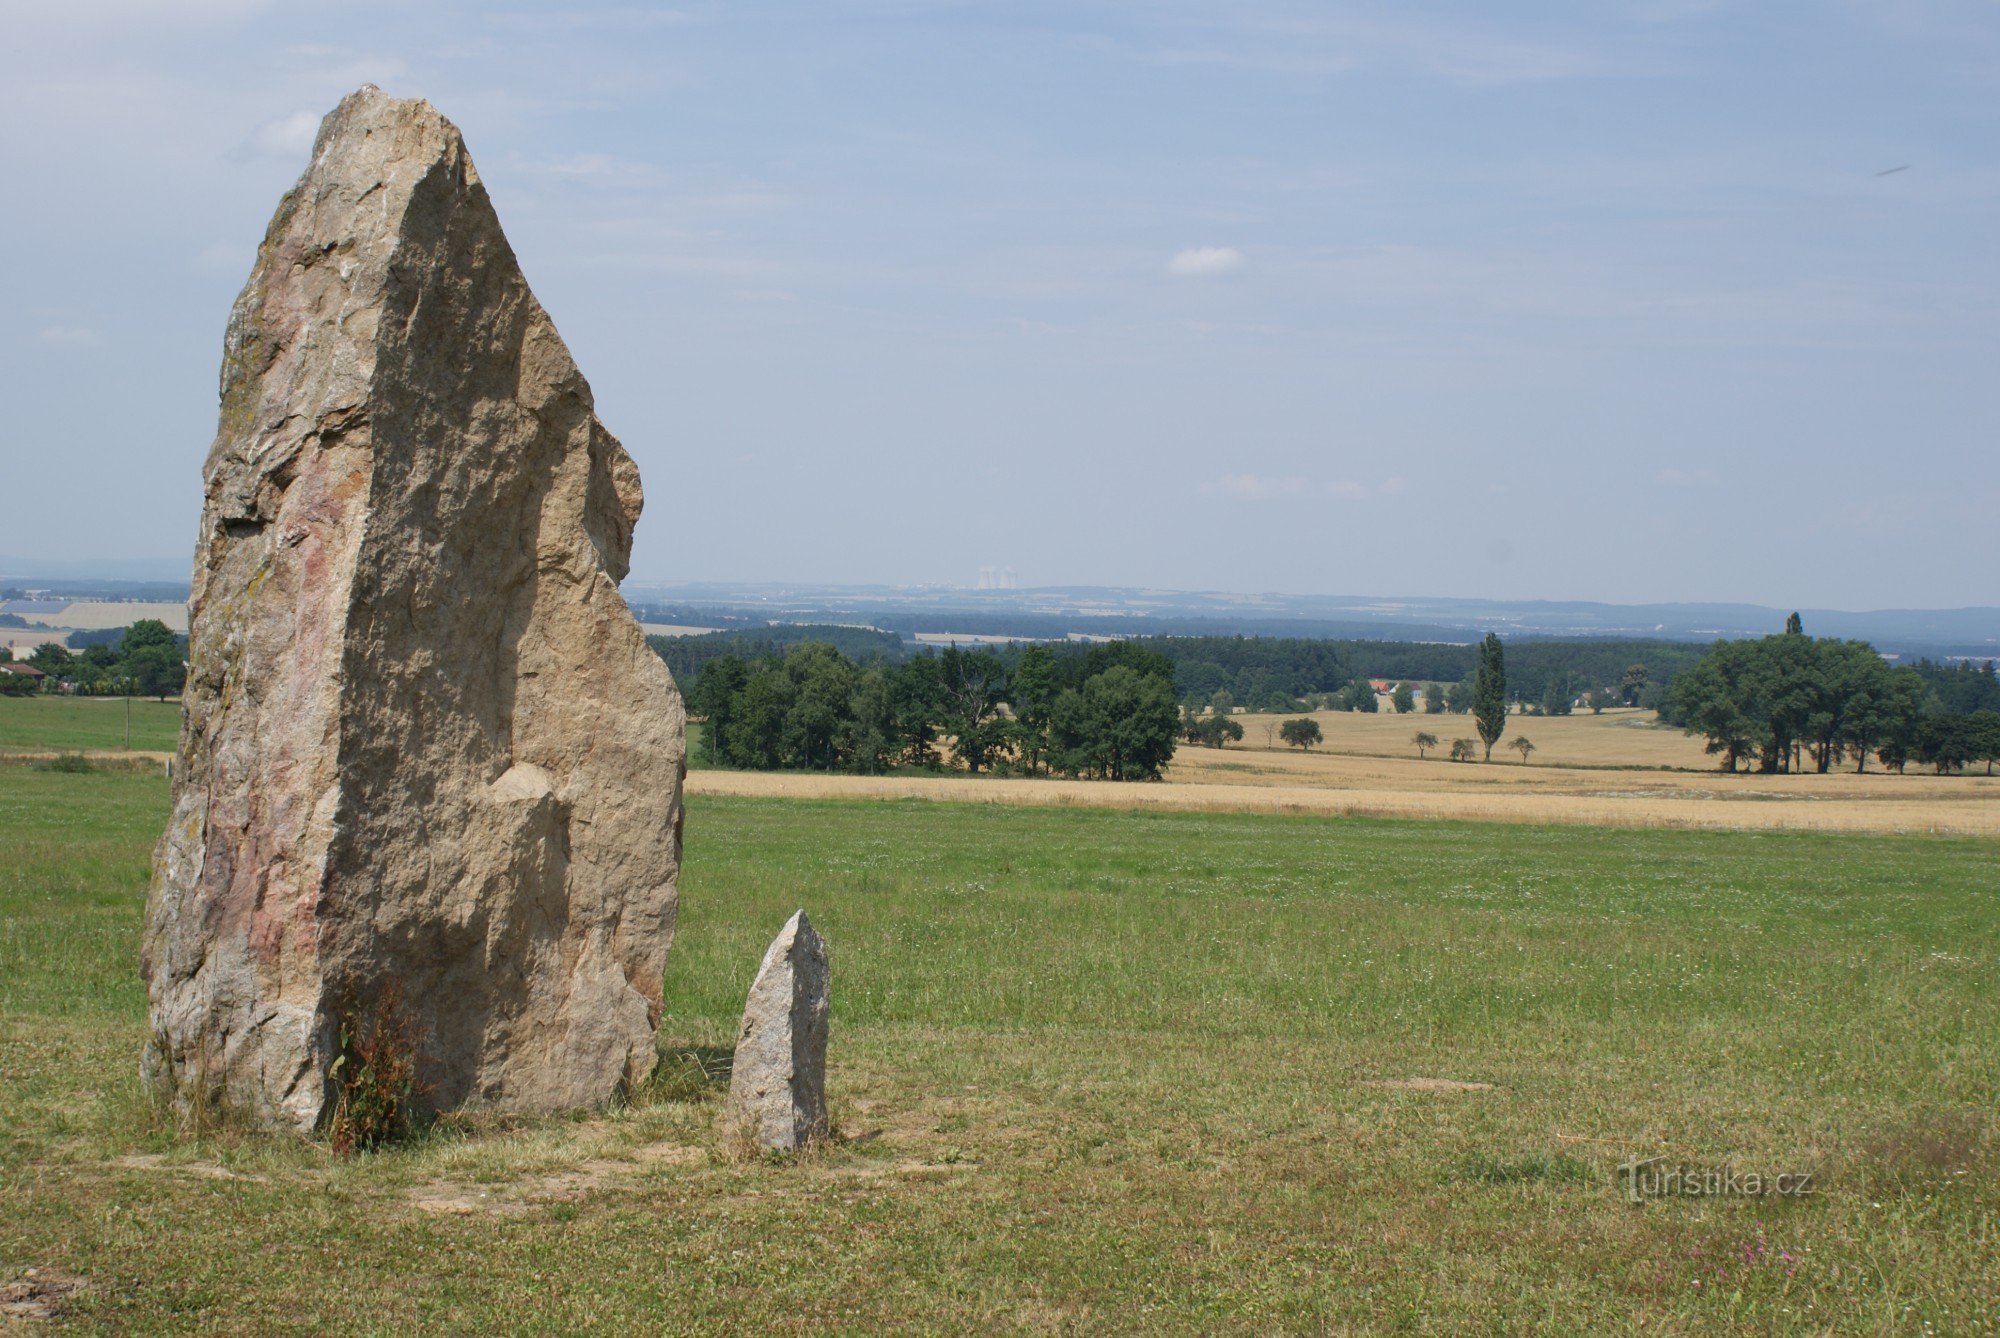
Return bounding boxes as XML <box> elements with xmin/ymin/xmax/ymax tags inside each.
<box><xmin>1472</xmin><ymin>632</ymin><xmax>1508</xmax><ymax>761</ymax></box>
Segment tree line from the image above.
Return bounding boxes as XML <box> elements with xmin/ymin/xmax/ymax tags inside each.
<box><xmin>651</xmin><ymin>625</ymin><xmax>1700</xmax><ymax>721</ymax></box>
<box><xmin>1</xmin><ymin>620</ymin><xmax>186</xmax><ymax>699</ymax></box>
<box><xmin>1154</xmin><ymin>634</ymin><xmax>1703</xmax><ymax>713</ymax></box>
<box><xmin>1666</xmin><ymin>615</ymin><xmax>2000</xmax><ymax>774</ymax></box>
<box><xmin>689</xmin><ymin>640</ymin><xmax>1181</xmax><ymax>780</ymax></box>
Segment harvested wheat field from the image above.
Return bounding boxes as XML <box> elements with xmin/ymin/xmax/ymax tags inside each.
<box><xmin>1231</xmin><ymin>705</ymin><xmax>1719</xmax><ymax>770</ymax></box>
<box><xmin>638</xmin><ymin>623</ymin><xmax>722</xmax><ymax>638</ymax></box>
<box><xmin>11</xmin><ymin>600</ymin><xmax>188</xmax><ymax>632</ymax></box>
<box><xmin>0</xmin><ymin>629</ymin><xmax>66</xmax><ymax>656</ymax></box>
<box><xmin>689</xmin><ymin>707</ymin><xmax>2000</xmax><ymax>837</ymax></box>
<box><xmin>686</xmin><ymin>767</ymin><xmax>2000</xmax><ymax>836</ymax></box>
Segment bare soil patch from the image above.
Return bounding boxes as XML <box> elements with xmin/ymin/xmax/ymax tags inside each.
<box><xmin>1365</xmin><ymin>1078</ymin><xmax>1495</xmax><ymax>1093</ymax></box>
<box><xmin>113</xmin><ymin>1153</ymin><xmax>266</xmax><ymax>1183</ymax></box>
<box><xmin>1</xmin><ymin>1268</ymin><xmax>87</xmax><ymax>1324</ymax></box>
<box><xmin>406</xmin><ymin>1140</ymin><xmax>709</xmax><ymax>1216</ymax></box>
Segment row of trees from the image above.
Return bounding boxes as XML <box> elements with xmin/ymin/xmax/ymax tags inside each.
<box><xmin>690</xmin><ymin>641</ymin><xmax>1181</xmax><ymax>780</ymax></box>
<box><xmin>650</xmin><ymin>624</ymin><xmax>1705</xmax><ymax>717</ymax></box>
<box><xmin>1157</xmin><ymin>635</ymin><xmax>1701</xmax><ymax>712</ymax></box>
<box><xmin>0</xmin><ymin>621</ymin><xmax>186</xmax><ymax>698</ymax></box>
<box><xmin>1177</xmin><ymin>652</ymin><xmax>1650</xmax><ymax>724</ymax></box>
<box><xmin>1413</xmin><ymin>730</ymin><xmax>1536</xmax><ymax>764</ymax></box>
<box><xmin>1666</xmin><ymin>617</ymin><xmax>2000</xmax><ymax>774</ymax></box>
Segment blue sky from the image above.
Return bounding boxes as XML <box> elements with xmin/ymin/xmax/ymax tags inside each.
<box><xmin>4</xmin><ymin>1</ymin><xmax>1996</xmax><ymax>607</ymax></box>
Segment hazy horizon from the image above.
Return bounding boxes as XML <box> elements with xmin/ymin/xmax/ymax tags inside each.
<box><xmin>6</xmin><ymin>556</ymin><xmax>1997</xmax><ymax>626</ymax></box>
<box><xmin>6</xmin><ymin>2</ymin><xmax>1997</xmax><ymax>609</ymax></box>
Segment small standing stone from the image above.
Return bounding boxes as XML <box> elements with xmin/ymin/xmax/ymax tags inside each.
<box><xmin>723</xmin><ymin>910</ymin><xmax>830</xmax><ymax>1153</ymax></box>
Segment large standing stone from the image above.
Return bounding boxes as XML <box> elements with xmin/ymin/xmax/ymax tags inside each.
<box><xmin>141</xmin><ymin>86</ymin><xmax>686</xmax><ymax>1133</ymax></box>
<box><xmin>724</xmin><ymin>911</ymin><xmax>831</xmax><ymax>1152</ymax></box>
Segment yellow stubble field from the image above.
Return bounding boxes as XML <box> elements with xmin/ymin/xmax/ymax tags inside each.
<box><xmin>688</xmin><ymin>707</ymin><xmax>2000</xmax><ymax>837</ymax></box>
<box><xmin>14</xmin><ymin>600</ymin><xmax>188</xmax><ymax>631</ymax></box>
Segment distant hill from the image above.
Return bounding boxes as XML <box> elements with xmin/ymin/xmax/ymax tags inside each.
<box><xmin>0</xmin><ymin>556</ymin><xmax>189</xmax><ymax>588</ymax></box>
<box><xmin>625</xmin><ymin>581</ymin><xmax>2000</xmax><ymax>659</ymax></box>
<box><xmin>8</xmin><ymin>564</ymin><xmax>1992</xmax><ymax>659</ymax></box>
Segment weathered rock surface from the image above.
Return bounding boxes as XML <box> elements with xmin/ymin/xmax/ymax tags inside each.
<box><xmin>142</xmin><ymin>86</ymin><xmax>686</xmax><ymax>1132</ymax></box>
<box><xmin>723</xmin><ymin>911</ymin><xmax>831</xmax><ymax>1152</ymax></box>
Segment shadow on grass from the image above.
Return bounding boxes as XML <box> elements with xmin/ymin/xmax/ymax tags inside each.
<box><xmin>646</xmin><ymin>1044</ymin><xmax>736</xmax><ymax>1105</ymax></box>
<box><xmin>1454</xmin><ymin>1151</ymin><xmax>1596</xmax><ymax>1187</ymax></box>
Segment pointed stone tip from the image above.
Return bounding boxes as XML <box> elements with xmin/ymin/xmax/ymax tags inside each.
<box><xmin>296</xmin><ymin>85</ymin><xmax>471</xmax><ymax>197</ymax></box>
<box><xmin>767</xmin><ymin>909</ymin><xmax>822</xmax><ymax>958</ymax></box>
<box><xmin>327</xmin><ymin>83</ymin><xmax>387</xmax><ymax>123</ymax></box>
<box><xmin>315</xmin><ymin>83</ymin><xmax>456</xmax><ymax>152</ymax></box>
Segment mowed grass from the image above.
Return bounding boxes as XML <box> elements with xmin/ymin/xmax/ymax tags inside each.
<box><xmin>0</xmin><ymin>696</ymin><xmax>181</xmax><ymax>754</ymax></box>
<box><xmin>1</xmin><ymin>766</ymin><xmax>1996</xmax><ymax>1333</ymax></box>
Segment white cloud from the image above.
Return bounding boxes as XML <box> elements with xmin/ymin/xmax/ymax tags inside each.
<box><xmin>1200</xmin><ymin>473</ymin><xmax>1307</xmax><ymax>500</ymax></box>
<box><xmin>5</xmin><ymin>0</ymin><xmax>271</xmax><ymax>36</ymax></box>
<box><xmin>251</xmin><ymin>110</ymin><xmax>320</xmax><ymax>157</ymax></box>
<box><xmin>1091</xmin><ymin>12</ymin><xmax>1651</xmax><ymax>87</ymax></box>
<box><xmin>1329</xmin><ymin>478</ymin><xmax>1408</xmax><ymax>500</ymax></box>
<box><xmin>1168</xmin><ymin>246</ymin><xmax>1246</xmax><ymax>278</ymax></box>
<box><xmin>37</xmin><ymin>326</ymin><xmax>100</xmax><ymax>345</ymax></box>
<box><xmin>1203</xmin><ymin>474</ymin><xmax>1408</xmax><ymax>502</ymax></box>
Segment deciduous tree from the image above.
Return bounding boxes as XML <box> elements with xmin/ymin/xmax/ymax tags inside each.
<box><xmin>1620</xmin><ymin>663</ymin><xmax>1649</xmax><ymax>707</ymax></box>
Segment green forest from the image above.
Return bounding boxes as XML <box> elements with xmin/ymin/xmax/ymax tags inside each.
<box><xmin>689</xmin><ymin>641</ymin><xmax>1180</xmax><ymax>780</ymax></box>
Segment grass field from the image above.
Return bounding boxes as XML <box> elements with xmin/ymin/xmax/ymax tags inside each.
<box><xmin>2</xmin><ymin>762</ymin><xmax>1995</xmax><ymax>1331</ymax></box>
<box><xmin>0</xmin><ymin>697</ymin><xmax>181</xmax><ymax>755</ymax></box>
